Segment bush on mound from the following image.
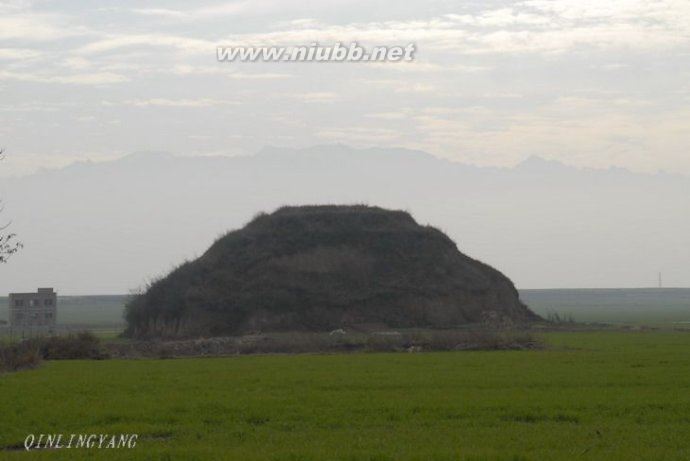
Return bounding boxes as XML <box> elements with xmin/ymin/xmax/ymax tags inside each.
<box><xmin>125</xmin><ymin>205</ymin><xmax>540</xmax><ymax>338</ymax></box>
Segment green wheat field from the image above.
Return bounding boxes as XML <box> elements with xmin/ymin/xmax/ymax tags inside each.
<box><xmin>1</xmin><ymin>331</ymin><xmax>690</xmax><ymax>460</ymax></box>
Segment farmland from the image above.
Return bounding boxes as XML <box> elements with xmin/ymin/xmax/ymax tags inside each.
<box><xmin>1</xmin><ymin>289</ymin><xmax>688</xmax><ymax>459</ymax></box>
<box><xmin>1</xmin><ymin>331</ymin><xmax>690</xmax><ymax>460</ymax></box>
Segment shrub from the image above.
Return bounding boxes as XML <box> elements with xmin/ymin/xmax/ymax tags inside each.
<box><xmin>39</xmin><ymin>331</ymin><xmax>108</xmax><ymax>360</ymax></box>
<box><xmin>546</xmin><ymin>310</ymin><xmax>576</xmax><ymax>324</ymax></box>
<box><xmin>0</xmin><ymin>341</ymin><xmax>42</xmax><ymax>372</ymax></box>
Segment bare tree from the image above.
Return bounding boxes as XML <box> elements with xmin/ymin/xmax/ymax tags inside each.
<box><xmin>0</xmin><ymin>148</ymin><xmax>22</xmax><ymax>263</ymax></box>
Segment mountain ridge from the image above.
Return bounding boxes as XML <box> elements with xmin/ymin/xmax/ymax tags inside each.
<box><xmin>6</xmin><ymin>144</ymin><xmax>686</xmax><ymax>181</ymax></box>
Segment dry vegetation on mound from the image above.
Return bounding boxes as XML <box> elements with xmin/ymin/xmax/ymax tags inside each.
<box><xmin>1</xmin><ymin>329</ymin><xmax>541</xmax><ymax>369</ymax></box>
<box><xmin>107</xmin><ymin>329</ymin><xmax>542</xmax><ymax>359</ymax></box>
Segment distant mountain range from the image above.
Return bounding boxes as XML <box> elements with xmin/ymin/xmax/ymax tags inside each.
<box><xmin>1</xmin><ymin>145</ymin><xmax>688</xmax><ymax>294</ymax></box>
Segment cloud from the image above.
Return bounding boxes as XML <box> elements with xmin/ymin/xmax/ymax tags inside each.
<box><xmin>365</xmin><ymin>111</ymin><xmax>410</xmax><ymax>120</ymax></box>
<box><xmin>130</xmin><ymin>8</ymin><xmax>189</xmax><ymax>19</ymax></box>
<box><xmin>395</xmin><ymin>83</ymin><xmax>435</xmax><ymax>93</ymax></box>
<box><xmin>444</xmin><ymin>8</ymin><xmax>550</xmax><ymax>27</ymax></box>
<box><xmin>77</xmin><ymin>34</ymin><xmax>214</xmax><ymax>55</ymax></box>
<box><xmin>316</xmin><ymin>126</ymin><xmax>402</xmax><ymax>143</ymax></box>
<box><xmin>131</xmin><ymin>2</ymin><xmax>255</xmax><ymax>21</ymax></box>
<box><xmin>405</xmin><ymin>95</ymin><xmax>690</xmax><ymax>172</ymax></box>
<box><xmin>0</xmin><ymin>48</ymin><xmax>41</xmax><ymax>60</ymax></box>
<box><xmin>0</xmin><ymin>70</ymin><xmax>129</xmax><ymax>85</ymax></box>
<box><xmin>1</xmin><ymin>0</ymin><xmax>689</xmax><ymax>176</ymax></box>
<box><xmin>108</xmin><ymin>98</ymin><xmax>238</xmax><ymax>108</ymax></box>
<box><xmin>522</xmin><ymin>0</ymin><xmax>689</xmax><ymax>23</ymax></box>
<box><xmin>0</xmin><ymin>12</ymin><xmax>88</xmax><ymax>41</ymax></box>
<box><xmin>367</xmin><ymin>61</ymin><xmax>491</xmax><ymax>73</ymax></box>
<box><xmin>225</xmin><ymin>72</ymin><xmax>291</xmax><ymax>80</ymax></box>
<box><xmin>293</xmin><ymin>92</ymin><xmax>340</xmax><ymax>103</ymax></box>
<box><xmin>68</xmin><ymin>0</ymin><xmax>690</xmax><ymax>63</ymax></box>
<box><xmin>170</xmin><ymin>65</ymin><xmax>291</xmax><ymax>80</ymax></box>
<box><xmin>0</xmin><ymin>101</ymin><xmax>66</xmax><ymax>113</ymax></box>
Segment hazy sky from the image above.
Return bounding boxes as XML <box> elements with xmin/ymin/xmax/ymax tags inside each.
<box><xmin>2</xmin><ymin>146</ymin><xmax>688</xmax><ymax>293</ymax></box>
<box><xmin>1</xmin><ymin>0</ymin><xmax>690</xmax><ymax>176</ymax></box>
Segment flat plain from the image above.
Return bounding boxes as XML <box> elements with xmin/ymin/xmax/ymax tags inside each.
<box><xmin>1</xmin><ymin>331</ymin><xmax>690</xmax><ymax>460</ymax></box>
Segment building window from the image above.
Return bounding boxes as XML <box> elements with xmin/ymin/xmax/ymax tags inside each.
<box><xmin>44</xmin><ymin>299</ymin><xmax>53</xmax><ymax>306</ymax></box>
<box><xmin>14</xmin><ymin>299</ymin><xmax>24</xmax><ymax>307</ymax></box>
<box><xmin>45</xmin><ymin>313</ymin><xmax>53</xmax><ymax>319</ymax></box>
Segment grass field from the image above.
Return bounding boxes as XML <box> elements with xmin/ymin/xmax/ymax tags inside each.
<box><xmin>1</xmin><ymin>331</ymin><xmax>690</xmax><ymax>460</ymax></box>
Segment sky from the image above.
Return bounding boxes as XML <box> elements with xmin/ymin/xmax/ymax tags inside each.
<box><xmin>1</xmin><ymin>0</ymin><xmax>690</xmax><ymax>176</ymax></box>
